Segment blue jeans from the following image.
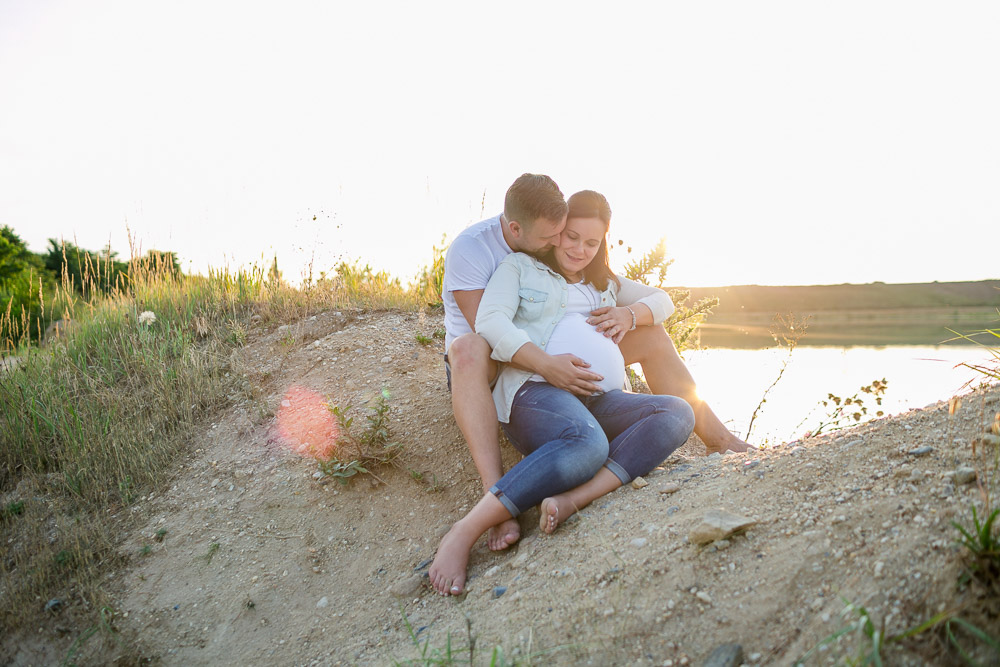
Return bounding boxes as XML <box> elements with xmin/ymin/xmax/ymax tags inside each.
<box><xmin>490</xmin><ymin>382</ymin><xmax>695</xmax><ymax>517</ymax></box>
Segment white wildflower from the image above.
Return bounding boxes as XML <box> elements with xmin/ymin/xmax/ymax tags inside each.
<box><xmin>138</xmin><ymin>311</ymin><xmax>157</xmax><ymax>326</ymax></box>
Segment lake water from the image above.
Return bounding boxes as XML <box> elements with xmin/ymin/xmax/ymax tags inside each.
<box><xmin>670</xmin><ymin>339</ymin><xmax>996</xmax><ymax>446</ymax></box>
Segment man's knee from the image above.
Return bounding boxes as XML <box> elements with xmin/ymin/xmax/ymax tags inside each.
<box><xmin>448</xmin><ymin>333</ymin><xmax>492</xmax><ymax>372</ymax></box>
<box><xmin>621</xmin><ymin>324</ymin><xmax>671</xmax><ymax>364</ymax></box>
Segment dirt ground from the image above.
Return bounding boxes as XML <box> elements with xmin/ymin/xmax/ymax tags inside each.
<box><xmin>4</xmin><ymin>309</ymin><xmax>999</xmax><ymax>665</ymax></box>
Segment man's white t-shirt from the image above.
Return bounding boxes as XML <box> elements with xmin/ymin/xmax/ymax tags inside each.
<box><xmin>442</xmin><ymin>214</ymin><xmax>511</xmax><ymax>352</ymax></box>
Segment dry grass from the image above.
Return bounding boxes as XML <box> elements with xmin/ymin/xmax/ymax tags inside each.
<box><xmin>0</xmin><ymin>252</ymin><xmax>439</xmax><ymax>644</ymax></box>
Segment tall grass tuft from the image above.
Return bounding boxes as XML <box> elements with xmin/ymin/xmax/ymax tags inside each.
<box><xmin>0</xmin><ymin>240</ymin><xmax>444</xmax><ymax>641</ymax></box>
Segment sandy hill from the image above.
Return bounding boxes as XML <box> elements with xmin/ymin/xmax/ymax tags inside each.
<box><xmin>5</xmin><ymin>309</ymin><xmax>999</xmax><ymax>666</ymax></box>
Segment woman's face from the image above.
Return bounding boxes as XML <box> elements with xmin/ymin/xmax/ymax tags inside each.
<box><xmin>553</xmin><ymin>216</ymin><xmax>606</xmax><ymax>277</ymax></box>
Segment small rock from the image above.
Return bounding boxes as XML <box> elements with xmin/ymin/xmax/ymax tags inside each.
<box><xmin>45</xmin><ymin>599</ymin><xmax>62</xmax><ymax>613</ymax></box>
<box><xmin>390</xmin><ymin>575</ymin><xmax>423</xmax><ymax>598</ymax></box>
<box><xmin>713</xmin><ymin>539</ymin><xmax>730</xmax><ymax>551</ymax></box>
<box><xmin>703</xmin><ymin>643</ymin><xmax>742</xmax><ymax>667</ymax></box>
<box><xmin>695</xmin><ymin>591</ymin><xmax>712</xmax><ymax>604</ymax></box>
<box><xmin>907</xmin><ymin>446</ymin><xmax>933</xmax><ymax>456</ymax></box>
<box><xmin>211</xmin><ymin>478</ymin><xmax>220</xmax><ymax>488</ymax></box>
<box><xmin>312</xmin><ymin>471</ymin><xmax>324</xmax><ymax>480</ymax></box>
<box><xmin>316</xmin><ymin>597</ymin><xmax>329</xmax><ymax>608</ymax></box>
<box><xmin>631</xmin><ymin>476</ymin><xmax>649</xmax><ymax>489</ymax></box>
<box><xmin>689</xmin><ymin>509</ymin><xmax>757</xmax><ymax>545</ymax></box>
<box><xmin>493</xmin><ymin>586</ymin><xmax>507</xmax><ymax>598</ymax></box>
<box><xmin>874</xmin><ymin>561</ymin><xmax>884</xmax><ymax>578</ymax></box>
<box><xmin>706</xmin><ymin>452</ymin><xmax>723</xmax><ymax>460</ymax></box>
<box><xmin>631</xmin><ymin>537</ymin><xmax>648</xmax><ymax>548</ymax></box>
<box><xmin>953</xmin><ymin>467</ymin><xmax>977</xmax><ymax>485</ymax></box>
<box><xmin>380</xmin><ymin>356</ymin><xmax>392</xmax><ymax>364</ymax></box>
<box><xmin>660</xmin><ymin>482</ymin><xmax>681</xmax><ymax>494</ymax></box>
<box><xmin>483</xmin><ymin>565</ymin><xmax>500</xmax><ymax>578</ymax></box>
<box><xmin>413</xmin><ymin>558</ymin><xmax>432</xmax><ymax>572</ymax></box>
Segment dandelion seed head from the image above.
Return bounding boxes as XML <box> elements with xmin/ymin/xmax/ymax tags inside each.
<box><xmin>138</xmin><ymin>311</ymin><xmax>157</xmax><ymax>326</ymax></box>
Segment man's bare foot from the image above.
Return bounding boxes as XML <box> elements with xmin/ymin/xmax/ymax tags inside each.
<box><xmin>704</xmin><ymin>435</ymin><xmax>755</xmax><ymax>454</ymax></box>
<box><xmin>428</xmin><ymin>523</ymin><xmax>475</xmax><ymax>596</ymax></box>
<box><xmin>539</xmin><ymin>496</ymin><xmax>578</xmax><ymax>535</ymax></box>
<box><xmin>487</xmin><ymin>517</ymin><xmax>520</xmax><ymax>551</ymax></box>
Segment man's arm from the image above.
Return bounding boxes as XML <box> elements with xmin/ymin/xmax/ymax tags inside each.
<box><xmin>452</xmin><ymin>289</ymin><xmax>485</xmax><ymax>332</ymax></box>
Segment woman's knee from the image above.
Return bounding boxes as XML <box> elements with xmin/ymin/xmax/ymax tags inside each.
<box><xmin>652</xmin><ymin>396</ymin><xmax>696</xmax><ymax>444</ymax></box>
<box><xmin>560</xmin><ymin>427</ymin><xmax>609</xmax><ymax>481</ymax></box>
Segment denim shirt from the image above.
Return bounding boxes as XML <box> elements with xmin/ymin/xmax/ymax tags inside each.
<box><xmin>475</xmin><ymin>252</ymin><xmax>675</xmax><ymax>423</ymax></box>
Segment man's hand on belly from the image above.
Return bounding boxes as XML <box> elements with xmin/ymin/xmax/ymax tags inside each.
<box><xmin>539</xmin><ymin>353</ymin><xmax>604</xmax><ymax>397</ymax></box>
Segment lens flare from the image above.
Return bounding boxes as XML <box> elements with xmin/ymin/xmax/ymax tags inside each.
<box><xmin>271</xmin><ymin>385</ymin><xmax>339</xmax><ymax>460</ymax></box>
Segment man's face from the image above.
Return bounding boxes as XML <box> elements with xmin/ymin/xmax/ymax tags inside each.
<box><xmin>512</xmin><ymin>215</ymin><xmax>566</xmax><ymax>256</ymax></box>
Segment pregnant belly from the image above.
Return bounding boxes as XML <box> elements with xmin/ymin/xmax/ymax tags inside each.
<box><xmin>532</xmin><ymin>313</ymin><xmax>626</xmax><ymax>393</ymax></box>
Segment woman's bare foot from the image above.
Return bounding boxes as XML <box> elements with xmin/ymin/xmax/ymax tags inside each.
<box><xmin>539</xmin><ymin>496</ymin><xmax>577</xmax><ymax>534</ymax></box>
<box><xmin>428</xmin><ymin>521</ymin><xmax>479</xmax><ymax>596</ymax></box>
<box><xmin>487</xmin><ymin>518</ymin><xmax>520</xmax><ymax>551</ymax></box>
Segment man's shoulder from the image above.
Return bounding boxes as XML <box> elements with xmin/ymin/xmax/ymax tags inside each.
<box><xmin>499</xmin><ymin>252</ymin><xmax>537</xmax><ymax>269</ymax></box>
<box><xmin>451</xmin><ymin>214</ymin><xmax>502</xmax><ymax>248</ymax></box>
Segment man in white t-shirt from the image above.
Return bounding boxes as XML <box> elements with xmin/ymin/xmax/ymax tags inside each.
<box><xmin>444</xmin><ymin>173</ymin><xmax>750</xmax><ymax>552</ymax></box>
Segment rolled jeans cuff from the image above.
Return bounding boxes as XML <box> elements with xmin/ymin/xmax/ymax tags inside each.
<box><xmin>489</xmin><ymin>485</ymin><xmax>521</xmax><ymax>517</ymax></box>
<box><xmin>604</xmin><ymin>459</ymin><xmax>631</xmax><ymax>485</ymax></box>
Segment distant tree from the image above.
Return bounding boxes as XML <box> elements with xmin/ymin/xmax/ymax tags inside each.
<box><xmin>44</xmin><ymin>239</ymin><xmax>127</xmax><ymax>294</ymax></box>
<box><xmin>0</xmin><ymin>227</ymin><xmax>41</xmax><ymax>284</ymax></box>
<box><xmin>1</xmin><ymin>226</ymin><xmax>53</xmax><ymax>346</ymax></box>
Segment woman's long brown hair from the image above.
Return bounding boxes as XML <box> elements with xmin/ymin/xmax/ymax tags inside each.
<box><xmin>543</xmin><ymin>190</ymin><xmax>620</xmax><ymax>291</ymax></box>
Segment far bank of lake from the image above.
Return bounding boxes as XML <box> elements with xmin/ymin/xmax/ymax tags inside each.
<box><xmin>671</xmin><ymin>314</ymin><xmax>997</xmax><ymax>446</ymax></box>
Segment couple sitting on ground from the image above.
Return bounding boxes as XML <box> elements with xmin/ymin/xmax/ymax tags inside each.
<box><xmin>429</xmin><ymin>174</ymin><xmax>751</xmax><ymax>596</ymax></box>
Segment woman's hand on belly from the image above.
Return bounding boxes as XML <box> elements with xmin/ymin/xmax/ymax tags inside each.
<box><xmin>586</xmin><ymin>306</ymin><xmax>635</xmax><ymax>344</ymax></box>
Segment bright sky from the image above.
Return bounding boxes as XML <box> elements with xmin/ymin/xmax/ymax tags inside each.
<box><xmin>2</xmin><ymin>1</ymin><xmax>998</xmax><ymax>287</ymax></box>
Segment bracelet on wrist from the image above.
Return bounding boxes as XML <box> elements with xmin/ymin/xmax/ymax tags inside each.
<box><xmin>625</xmin><ymin>305</ymin><xmax>637</xmax><ymax>331</ymax></box>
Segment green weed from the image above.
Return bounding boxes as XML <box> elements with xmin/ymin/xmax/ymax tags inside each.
<box><xmin>61</xmin><ymin>605</ymin><xmax>121</xmax><ymax>667</ymax></box>
<box><xmin>805</xmin><ymin>378</ymin><xmax>888</xmax><ymax>437</ymax></box>
<box><xmin>796</xmin><ymin>598</ymin><xmax>999</xmax><ymax>666</ymax></box>
<box><xmin>1</xmin><ymin>499</ymin><xmax>24</xmax><ymax>519</ymax></box>
<box><xmin>952</xmin><ymin>504</ymin><xmax>1000</xmax><ymax>597</ymax></box>
<box><xmin>395</xmin><ymin>607</ymin><xmax>527</xmax><ymax>666</ymax></box>
<box><xmin>199</xmin><ymin>542</ymin><xmax>220</xmax><ymax>565</ymax></box>
<box><xmin>616</xmin><ymin>238</ymin><xmax>717</xmax><ymax>354</ymax></box>
<box><xmin>319</xmin><ymin>389</ymin><xmax>401</xmax><ymax>485</ymax></box>
<box><xmin>746</xmin><ymin>313</ymin><xmax>809</xmax><ymax>441</ymax></box>
<box><xmin>416</xmin><ymin>333</ymin><xmax>433</xmax><ymax>346</ymax></box>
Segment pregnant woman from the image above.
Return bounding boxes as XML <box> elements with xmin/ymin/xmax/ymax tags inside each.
<box><xmin>429</xmin><ymin>190</ymin><xmax>695</xmax><ymax>596</ymax></box>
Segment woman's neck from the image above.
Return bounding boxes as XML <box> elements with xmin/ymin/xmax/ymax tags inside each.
<box><xmin>562</xmin><ymin>271</ymin><xmax>583</xmax><ymax>284</ymax></box>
